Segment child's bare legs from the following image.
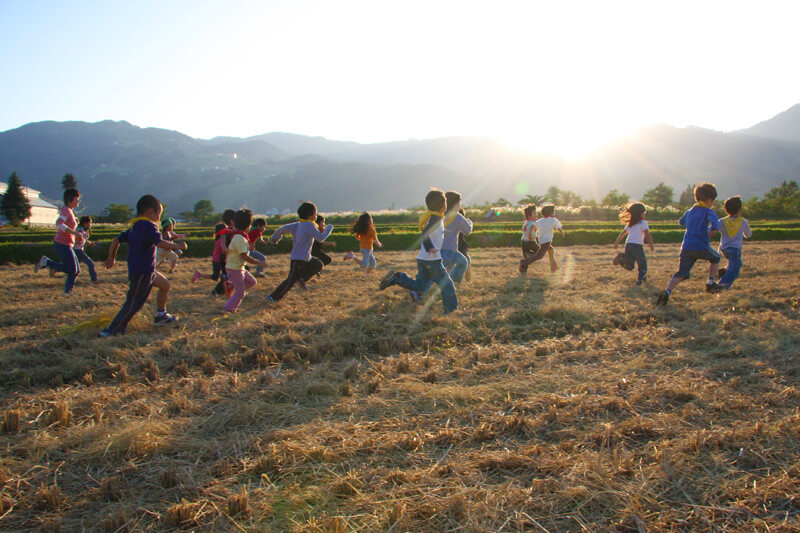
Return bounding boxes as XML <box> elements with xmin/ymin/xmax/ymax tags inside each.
<box><xmin>167</xmin><ymin>252</ymin><xmax>178</xmax><ymax>273</ymax></box>
<box><xmin>548</xmin><ymin>248</ymin><xmax>557</xmax><ymax>273</ymax></box>
<box><xmin>463</xmin><ymin>265</ymin><xmax>471</xmax><ymax>282</ymax></box>
<box><xmin>665</xmin><ymin>275</ymin><xmax>685</xmax><ymax>294</ymax></box>
<box><xmin>708</xmin><ymin>261</ymin><xmax>719</xmax><ymax>280</ymax></box>
<box><xmin>153</xmin><ymin>272</ymin><xmax>170</xmax><ymax>311</ymax></box>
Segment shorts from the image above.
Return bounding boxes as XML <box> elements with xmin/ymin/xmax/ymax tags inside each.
<box><xmin>675</xmin><ymin>248</ymin><xmax>720</xmax><ymax>279</ymax></box>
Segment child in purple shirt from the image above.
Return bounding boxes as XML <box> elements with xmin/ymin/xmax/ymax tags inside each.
<box><xmin>268</xmin><ymin>202</ymin><xmax>333</xmax><ymax>301</ymax></box>
<box><xmin>656</xmin><ymin>182</ymin><xmax>722</xmax><ymax>305</ymax></box>
<box><xmin>99</xmin><ymin>195</ymin><xmax>187</xmax><ymax>336</ymax></box>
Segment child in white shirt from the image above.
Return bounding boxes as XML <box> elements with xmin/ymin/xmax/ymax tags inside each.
<box><xmin>519</xmin><ymin>205</ymin><xmax>563</xmax><ymax>274</ymax></box>
<box><xmin>613</xmin><ymin>202</ymin><xmax>655</xmax><ymax>285</ymax></box>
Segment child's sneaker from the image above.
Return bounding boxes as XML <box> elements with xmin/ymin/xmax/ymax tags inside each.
<box><xmin>717</xmin><ymin>267</ymin><xmax>727</xmax><ymax>279</ymax></box>
<box><xmin>98</xmin><ymin>329</ymin><xmax>114</xmax><ymax>338</ymax></box>
<box><xmin>612</xmin><ymin>253</ymin><xmax>625</xmax><ymax>266</ymax></box>
<box><xmin>636</xmin><ymin>277</ymin><xmax>647</xmax><ymax>286</ymax></box>
<box><xmin>655</xmin><ymin>291</ymin><xmax>670</xmax><ymax>306</ymax></box>
<box><xmin>518</xmin><ymin>260</ymin><xmax>527</xmax><ymax>274</ymax></box>
<box><xmin>343</xmin><ymin>251</ymin><xmax>355</xmax><ymax>261</ymax></box>
<box><xmin>154</xmin><ymin>313</ymin><xmax>178</xmax><ymax>326</ymax></box>
<box><xmin>267</xmin><ymin>295</ymin><xmax>276</xmax><ymax>302</ymax></box>
<box><xmin>706</xmin><ymin>282</ymin><xmax>723</xmax><ymax>293</ymax></box>
<box><xmin>410</xmin><ymin>290</ymin><xmax>422</xmax><ymax>303</ymax></box>
<box><xmin>191</xmin><ymin>270</ymin><xmax>202</xmax><ymax>283</ymax></box>
<box><xmin>379</xmin><ymin>270</ymin><xmax>397</xmax><ymax>290</ymax></box>
<box><xmin>34</xmin><ymin>255</ymin><xmax>49</xmax><ymax>273</ymax></box>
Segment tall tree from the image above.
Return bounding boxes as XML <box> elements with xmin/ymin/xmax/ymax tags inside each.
<box><xmin>642</xmin><ymin>182</ymin><xmax>674</xmax><ymax>208</ymax></box>
<box><xmin>192</xmin><ymin>199</ymin><xmax>216</xmax><ymax>223</ymax></box>
<box><xmin>1</xmin><ymin>172</ymin><xmax>32</xmax><ymax>226</ymax></box>
<box><xmin>517</xmin><ymin>194</ymin><xmax>546</xmax><ymax>206</ymax></box>
<box><xmin>103</xmin><ymin>203</ymin><xmax>133</xmax><ymax>223</ymax></box>
<box><xmin>678</xmin><ymin>184</ymin><xmax>695</xmax><ymax>207</ymax></box>
<box><xmin>61</xmin><ymin>173</ymin><xmax>77</xmax><ymax>190</ymax></box>
<box><xmin>602</xmin><ymin>189</ymin><xmax>630</xmax><ymax>206</ymax></box>
<box><xmin>544</xmin><ymin>185</ymin><xmax>562</xmax><ymax>204</ymax></box>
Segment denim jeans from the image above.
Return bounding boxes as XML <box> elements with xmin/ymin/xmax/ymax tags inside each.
<box><xmin>249</xmin><ymin>250</ymin><xmax>266</xmax><ymax>275</ymax></box>
<box><xmin>74</xmin><ymin>248</ymin><xmax>97</xmax><ymax>282</ymax></box>
<box><xmin>393</xmin><ymin>259</ymin><xmax>457</xmax><ymax>313</ymax></box>
<box><xmin>622</xmin><ymin>243</ymin><xmax>647</xmax><ymax>282</ymax></box>
<box><xmin>47</xmin><ymin>242</ymin><xmax>80</xmax><ymax>293</ymax></box>
<box><xmin>719</xmin><ymin>246</ymin><xmax>742</xmax><ymax>286</ymax></box>
<box><xmin>361</xmin><ymin>249</ymin><xmax>376</xmax><ymax>269</ymax></box>
<box><xmin>440</xmin><ymin>248</ymin><xmax>469</xmax><ymax>283</ymax></box>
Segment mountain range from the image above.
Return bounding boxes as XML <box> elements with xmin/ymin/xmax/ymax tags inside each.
<box><xmin>2</xmin><ymin>104</ymin><xmax>800</xmax><ymax>214</ymax></box>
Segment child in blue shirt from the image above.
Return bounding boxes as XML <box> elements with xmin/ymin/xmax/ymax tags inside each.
<box><xmin>99</xmin><ymin>195</ymin><xmax>187</xmax><ymax>336</ymax></box>
<box><xmin>656</xmin><ymin>182</ymin><xmax>722</xmax><ymax>305</ymax></box>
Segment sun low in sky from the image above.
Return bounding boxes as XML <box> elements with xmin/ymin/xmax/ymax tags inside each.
<box><xmin>1</xmin><ymin>0</ymin><xmax>798</xmax><ymax>159</ymax></box>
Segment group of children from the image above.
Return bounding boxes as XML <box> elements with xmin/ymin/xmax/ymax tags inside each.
<box><xmin>32</xmin><ymin>181</ymin><xmax>752</xmax><ymax>337</ymax></box>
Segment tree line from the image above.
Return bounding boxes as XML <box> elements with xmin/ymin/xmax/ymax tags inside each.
<box><xmin>2</xmin><ymin>172</ymin><xmax>799</xmax><ymax>227</ymax></box>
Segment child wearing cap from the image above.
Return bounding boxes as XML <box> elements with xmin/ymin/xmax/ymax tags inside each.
<box><xmin>156</xmin><ymin>217</ymin><xmax>190</xmax><ymax>273</ymax></box>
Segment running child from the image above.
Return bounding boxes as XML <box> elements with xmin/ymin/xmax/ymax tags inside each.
<box><xmin>656</xmin><ymin>182</ymin><xmax>723</xmax><ymax>305</ymax></box>
<box><xmin>212</xmin><ymin>209</ymin><xmax>237</xmax><ymax>297</ymax></box>
<box><xmin>519</xmin><ymin>204</ymin><xmax>553</xmax><ymax>276</ymax></box>
<box><xmin>519</xmin><ymin>205</ymin><xmax>563</xmax><ymax>274</ymax></box>
<box><xmin>34</xmin><ymin>188</ymin><xmax>82</xmax><ymax>295</ymax></box>
<box><xmin>74</xmin><ymin>215</ymin><xmax>98</xmax><ymax>284</ymax></box>
<box><xmin>156</xmin><ymin>217</ymin><xmax>190</xmax><ymax>273</ymax></box>
<box><xmin>716</xmin><ymin>195</ymin><xmax>752</xmax><ymax>289</ymax></box>
<box><xmin>613</xmin><ymin>202</ymin><xmax>654</xmax><ymax>285</ymax></box>
<box><xmin>224</xmin><ymin>209</ymin><xmax>267</xmax><ymax>313</ymax></box>
<box><xmin>311</xmin><ymin>214</ymin><xmax>336</xmax><ymax>269</ymax></box>
<box><xmin>344</xmin><ymin>212</ymin><xmax>382</xmax><ymax>274</ymax></box>
<box><xmin>268</xmin><ymin>202</ymin><xmax>333</xmax><ymax>301</ymax></box>
<box><xmin>247</xmin><ymin>218</ymin><xmax>268</xmax><ymax>277</ymax></box>
<box><xmin>99</xmin><ymin>195</ymin><xmax>187</xmax><ymax>336</ymax></box>
<box><xmin>379</xmin><ymin>189</ymin><xmax>457</xmax><ymax>314</ymax></box>
<box><xmin>457</xmin><ymin>208</ymin><xmax>472</xmax><ymax>282</ymax></box>
<box><xmin>192</xmin><ymin>223</ymin><xmax>228</xmax><ymax>285</ymax></box>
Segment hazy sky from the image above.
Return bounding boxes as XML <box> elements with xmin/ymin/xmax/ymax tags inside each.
<box><xmin>2</xmin><ymin>0</ymin><xmax>798</xmax><ymax>157</ymax></box>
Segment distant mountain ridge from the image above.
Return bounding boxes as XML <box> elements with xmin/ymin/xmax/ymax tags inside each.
<box><xmin>2</xmin><ymin>105</ymin><xmax>800</xmax><ymax>214</ymax></box>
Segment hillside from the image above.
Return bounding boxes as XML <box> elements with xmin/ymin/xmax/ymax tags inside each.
<box><xmin>2</xmin><ymin>104</ymin><xmax>800</xmax><ymax>213</ymax></box>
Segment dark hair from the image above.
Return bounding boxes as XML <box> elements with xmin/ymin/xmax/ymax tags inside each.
<box><xmin>252</xmin><ymin>217</ymin><xmax>266</xmax><ymax>228</ymax></box>
<box><xmin>523</xmin><ymin>204</ymin><xmax>537</xmax><ymax>218</ymax></box>
<box><xmin>64</xmin><ymin>188</ymin><xmax>80</xmax><ymax>204</ymax></box>
<box><xmin>79</xmin><ymin>215</ymin><xmax>92</xmax><ymax>225</ymax></box>
<box><xmin>233</xmin><ymin>208</ymin><xmax>253</xmax><ymax>231</ymax></box>
<box><xmin>724</xmin><ymin>196</ymin><xmax>743</xmax><ymax>216</ymax></box>
<box><xmin>620</xmin><ymin>202</ymin><xmax>646</xmax><ymax>226</ymax></box>
<box><xmin>459</xmin><ymin>208</ymin><xmax>465</xmax><ymax>216</ymax></box>
<box><xmin>694</xmin><ymin>182</ymin><xmax>718</xmax><ymax>203</ymax></box>
<box><xmin>540</xmin><ymin>205</ymin><xmax>555</xmax><ymax>217</ymax></box>
<box><xmin>136</xmin><ymin>195</ymin><xmax>160</xmax><ymax>215</ymax></box>
<box><xmin>222</xmin><ymin>209</ymin><xmax>236</xmax><ymax>225</ymax></box>
<box><xmin>315</xmin><ymin>214</ymin><xmax>325</xmax><ymax>225</ymax></box>
<box><xmin>297</xmin><ymin>202</ymin><xmax>316</xmax><ymax>220</ymax></box>
<box><xmin>445</xmin><ymin>191</ymin><xmax>462</xmax><ymax>213</ymax></box>
<box><xmin>350</xmin><ymin>212</ymin><xmax>374</xmax><ymax>235</ymax></box>
<box><xmin>214</xmin><ymin>223</ymin><xmax>226</xmax><ymax>240</ymax></box>
<box><xmin>425</xmin><ymin>189</ymin><xmax>446</xmax><ymax>212</ymax></box>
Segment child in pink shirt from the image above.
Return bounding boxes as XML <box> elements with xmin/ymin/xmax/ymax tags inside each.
<box><xmin>34</xmin><ymin>188</ymin><xmax>82</xmax><ymax>294</ymax></box>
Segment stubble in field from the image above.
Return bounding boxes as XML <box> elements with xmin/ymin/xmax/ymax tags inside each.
<box><xmin>1</xmin><ymin>242</ymin><xmax>799</xmax><ymax>531</ymax></box>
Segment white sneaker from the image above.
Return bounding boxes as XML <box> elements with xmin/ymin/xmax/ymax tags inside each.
<box><xmin>34</xmin><ymin>255</ymin><xmax>49</xmax><ymax>273</ymax></box>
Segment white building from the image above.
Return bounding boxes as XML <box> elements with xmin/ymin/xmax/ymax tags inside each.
<box><xmin>0</xmin><ymin>182</ymin><xmax>60</xmax><ymax>226</ymax></box>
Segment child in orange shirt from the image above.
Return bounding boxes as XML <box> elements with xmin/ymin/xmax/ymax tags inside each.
<box><xmin>343</xmin><ymin>212</ymin><xmax>382</xmax><ymax>274</ymax></box>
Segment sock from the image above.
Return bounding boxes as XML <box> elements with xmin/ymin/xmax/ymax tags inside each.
<box><xmin>707</xmin><ymin>277</ymin><xmax>714</xmax><ymax>285</ymax></box>
<box><xmin>665</xmin><ymin>289</ymin><xmax>671</xmax><ymax>295</ymax></box>
<box><xmin>156</xmin><ymin>308</ymin><xmax>166</xmax><ymax>316</ymax></box>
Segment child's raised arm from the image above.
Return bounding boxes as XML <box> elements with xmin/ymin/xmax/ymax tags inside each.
<box><xmin>158</xmin><ymin>240</ymin><xmax>188</xmax><ymax>252</ymax></box>
<box><xmin>614</xmin><ymin>228</ymin><xmax>628</xmax><ymax>249</ymax></box>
